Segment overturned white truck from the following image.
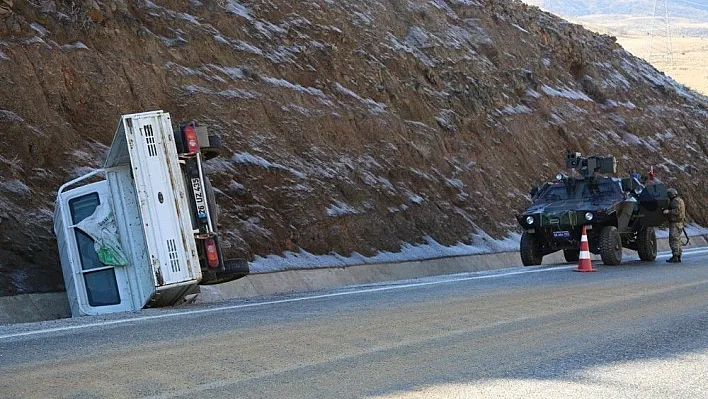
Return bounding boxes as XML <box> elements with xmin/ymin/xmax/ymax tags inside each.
<box><xmin>54</xmin><ymin>111</ymin><xmax>247</xmax><ymax>317</ymax></box>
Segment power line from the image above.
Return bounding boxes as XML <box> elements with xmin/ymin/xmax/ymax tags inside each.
<box><xmin>647</xmin><ymin>0</ymin><xmax>675</xmax><ymax>68</ymax></box>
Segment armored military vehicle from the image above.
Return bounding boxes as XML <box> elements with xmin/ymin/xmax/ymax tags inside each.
<box><xmin>517</xmin><ymin>152</ymin><xmax>669</xmax><ymax>266</ymax></box>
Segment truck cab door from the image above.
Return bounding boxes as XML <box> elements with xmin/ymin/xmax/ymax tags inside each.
<box><xmin>62</xmin><ymin>182</ymin><xmax>135</xmax><ymax>315</ymax></box>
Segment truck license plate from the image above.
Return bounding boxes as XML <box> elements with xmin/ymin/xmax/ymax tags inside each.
<box><xmin>553</xmin><ymin>231</ymin><xmax>571</xmax><ymax>238</ymax></box>
<box><xmin>191</xmin><ymin>177</ymin><xmax>208</xmax><ymax>219</ymax></box>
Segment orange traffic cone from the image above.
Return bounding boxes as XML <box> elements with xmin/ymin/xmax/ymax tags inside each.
<box><xmin>574</xmin><ymin>225</ymin><xmax>597</xmax><ymax>272</ymax></box>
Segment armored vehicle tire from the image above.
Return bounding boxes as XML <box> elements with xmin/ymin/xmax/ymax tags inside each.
<box><xmin>637</xmin><ymin>227</ymin><xmax>657</xmax><ymax>261</ymax></box>
<box><xmin>201</xmin><ymin>135</ymin><xmax>222</xmax><ymax>161</ymax></box>
<box><xmin>600</xmin><ymin>226</ymin><xmax>623</xmax><ymax>265</ymax></box>
<box><xmin>563</xmin><ymin>249</ymin><xmax>580</xmax><ymax>263</ymax></box>
<box><xmin>520</xmin><ymin>232</ymin><xmax>543</xmax><ymax>266</ymax></box>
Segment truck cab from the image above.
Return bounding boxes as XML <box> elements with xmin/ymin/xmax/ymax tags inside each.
<box><xmin>54</xmin><ymin>111</ymin><xmax>247</xmax><ymax>317</ymax></box>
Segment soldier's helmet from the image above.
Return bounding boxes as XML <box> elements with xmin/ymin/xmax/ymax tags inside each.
<box><xmin>667</xmin><ymin>188</ymin><xmax>678</xmax><ymax>199</ymax></box>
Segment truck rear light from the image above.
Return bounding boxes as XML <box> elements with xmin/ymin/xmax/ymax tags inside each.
<box><xmin>205</xmin><ymin>238</ymin><xmax>219</xmax><ymax>268</ymax></box>
<box><xmin>183</xmin><ymin>125</ymin><xmax>199</xmax><ymax>154</ymax></box>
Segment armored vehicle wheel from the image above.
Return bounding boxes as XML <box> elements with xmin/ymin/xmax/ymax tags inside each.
<box><xmin>563</xmin><ymin>249</ymin><xmax>580</xmax><ymax>263</ymax></box>
<box><xmin>600</xmin><ymin>226</ymin><xmax>623</xmax><ymax>265</ymax></box>
<box><xmin>520</xmin><ymin>231</ymin><xmax>543</xmax><ymax>266</ymax></box>
<box><xmin>637</xmin><ymin>227</ymin><xmax>657</xmax><ymax>261</ymax></box>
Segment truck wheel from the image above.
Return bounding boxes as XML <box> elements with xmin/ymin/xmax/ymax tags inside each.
<box><xmin>600</xmin><ymin>226</ymin><xmax>622</xmax><ymax>265</ymax></box>
<box><xmin>563</xmin><ymin>249</ymin><xmax>580</xmax><ymax>263</ymax></box>
<box><xmin>200</xmin><ymin>259</ymin><xmax>249</xmax><ymax>285</ymax></box>
<box><xmin>637</xmin><ymin>227</ymin><xmax>657</xmax><ymax>261</ymax></box>
<box><xmin>201</xmin><ymin>135</ymin><xmax>222</xmax><ymax>161</ymax></box>
<box><xmin>520</xmin><ymin>231</ymin><xmax>543</xmax><ymax>266</ymax></box>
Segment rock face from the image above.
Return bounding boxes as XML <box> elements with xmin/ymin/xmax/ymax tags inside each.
<box><xmin>0</xmin><ymin>0</ymin><xmax>706</xmax><ymax>295</ymax></box>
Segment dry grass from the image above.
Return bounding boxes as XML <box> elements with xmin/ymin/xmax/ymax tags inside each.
<box><xmin>616</xmin><ymin>35</ymin><xmax>708</xmax><ymax>95</ymax></box>
<box><xmin>570</xmin><ymin>16</ymin><xmax>708</xmax><ymax>96</ymax></box>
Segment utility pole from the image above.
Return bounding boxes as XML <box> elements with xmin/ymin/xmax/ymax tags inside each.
<box><xmin>647</xmin><ymin>0</ymin><xmax>674</xmax><ymax>67</ymax></box>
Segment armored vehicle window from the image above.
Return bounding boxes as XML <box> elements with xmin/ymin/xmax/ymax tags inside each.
<box><xmin>581</xmin><ymin>179</ymin><xmax>622</xmax><ymax>199</ymax></box>
<box><xmin>537</xmin><ymin>185</ymin><xmax>570</xmax><ymax>201</ymax></box>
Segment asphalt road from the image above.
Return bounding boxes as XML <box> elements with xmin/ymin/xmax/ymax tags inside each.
<box><xmin>2</xmin><ymin>248</ymin><xmax>708</xmax><ymax>398</ymax></box>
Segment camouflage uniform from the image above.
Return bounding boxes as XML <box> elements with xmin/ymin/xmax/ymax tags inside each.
<box><xmin>666</xmin><ymin>191</ymin><xmax>686</xmax><ymax>261</ymax></box>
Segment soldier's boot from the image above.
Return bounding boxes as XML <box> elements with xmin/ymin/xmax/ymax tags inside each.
<box><xmin>677</xmin><ymin>256</ymin><xmax>681</xmax><ymax>263</ymax></box>
<box><xmin>666</xmin><ymin>256</ymin><xmax>679</xmax><ymax>263</ymax></box>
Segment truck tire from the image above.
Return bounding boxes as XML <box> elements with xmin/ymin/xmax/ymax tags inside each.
<box><xmin>201</xmin><ymin>135</ymin><xmax>222</xmax><ymax>161</ymax></box>
<box><xmin>600</xmin><ymin>225</ymin><xmax>622</xmax><ymax>265</ymax></box>
<box><xmin>520</xmin><ymin>231</ymin><xmax>543</xmax><ymax>266</ymax></box>
<box><xmin>201</xmin><ymin>259</ymin><xmax>249</xmax><ymax>285</ymax></box>
<box><xmin>637</xmin><ymin>227</ymin><xmax>657</xmax><ymax>261</ymax></box>
<box><xmin>563</xmin><ymin>249</ymin><xmax>580</xmax><ymax>263</ymax></box>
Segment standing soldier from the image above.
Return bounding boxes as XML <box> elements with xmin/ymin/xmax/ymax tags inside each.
<box><xmin>663</xmin><ymin>188</ymin><xmax>686</xmax><ymax>263</ymax></box>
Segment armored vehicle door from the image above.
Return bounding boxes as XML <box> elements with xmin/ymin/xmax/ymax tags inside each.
<box><xmin>636</xmin><ymin>182</ymin><xmax>669</xmax><ymax>227</ymax></box>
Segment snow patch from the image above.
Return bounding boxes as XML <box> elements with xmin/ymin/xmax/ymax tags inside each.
<box><xmin>405</xmin><ymin>26</ymin><xmax>432</xmax><ymax>49</ymax></box>
<box><xmin>223</xmin><ymin>0</ymin><xmax>251</xmax><ymax>19</ymax></box>
<box><xmin>389</xmin><ymin>34</ymin><xmax>435</xmax><ymax>67</ymax></box>
<box><xmin>24</xmin><ymin>36</ymin><xmax>51</xmax><ymax>48</ymax></box>
<box><xmin>0</xmin><ymin>179</ymin><xmax>30</xmax><ymax>196</ymax></box>
<box><xmin>213</xmin><ymin>35</ymin><xmax>230</xmax><ymax>45</ymax></box>
<box><xmin>0</xmin><ymin>109</ymin><xmax>24</xmax><ymax>123</ymax></box>
<box><xmin>436</xmin><ymin>109</ymin><xmax>458</xmax><ymax>132</ymax></box>
<box><xmin>500</xmin><ymin>104</ymin><xmax>533</xmax><ymax>115</ymax></box>
<box><xmin>511</xmin><ymin>23</ymin><xmax>529</xmax><ymax>34</ymax></box>
<box><xmin>407</xmin><ymin>191</ymin><xmax>425</xmax><ymax>204</ymax></box>
<box><xmin>248</xmin><ymin>233</ymin><xmax>522</xmax><ymax>273</ymax></box>
<box><xmin>218</xmin><ymin>89</ymin><xmax>258</xmax><ymax>99</ymax></box>
<box><xmin>181</xmin><ymin>85</ymin><xmax>213</xmax><ymax>95</ymax></box>
<box><xmin>30</xmin><ymin>23</ymin><xmax>49</xmax><ymax>37</ymax></box>
<box><xmin>327</xmin><ymin>200</ymin><xmax>360</xmax><ymax>217</ymax></box>
<box><xmin>234</xmin><ymin>40</ymin><xmax>264</xmax><ymax>55</ymax></box>
<box><xmin>231</xmin><ymin>152</ymin><xmax>306</xmax><ymax>178</ymax></box>
<box><xmin>334</xmin><ymin>83</ymin><xmax>387</xmax><ymax>113</ymax></box>
<box><xmin>446</xmin><ymin>178</ymin><xmax>465</xmax><ymax>189</ymax></box>
<box><xmin>281</xmin><ymin>103</ymin><xmax>314</xmax><ymax>116</ymax></box>
<box><xmin>526</xmin><ymin>89</ymin><xmax>541</xmax><ymax>99</ymax></box>
<box><xmin>209</xmin><ymin>64</ymin><xmax>246</xmax><ymax>80</ymax></box>
<box><xmin>541</xmin><ymin>85</ymin><xmax>593</xmax><ymax>102</ymax></box>
<box><xmin>262</xmin><ymin>76</ymin><xmax>325</xmax><ymax>97</ymax></box>
<box><xmin>178</xmin><ymin>12</ymin><xmax>200</xmax><ymax>24</ymax></box>
<box><xmin>622</xmin><ymin>133</ymin><xmax>643</xmax><ymax>146</ymax></box>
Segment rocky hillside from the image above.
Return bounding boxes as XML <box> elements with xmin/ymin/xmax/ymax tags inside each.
<box><xmin>0</xmin><ymin>0</ymin><xmax>706</xmax><ymax>295</ymax></box>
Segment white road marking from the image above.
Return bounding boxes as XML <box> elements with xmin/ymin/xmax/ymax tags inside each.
<box><xmin>0</xmin><ymin>266</ymin><xmax>572</xmax><ymax>340</ymax></box>
<box><xmin>2</xmin><ymin>247</ymin><xmax>707</xmax><ymax>341</ymax></box>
